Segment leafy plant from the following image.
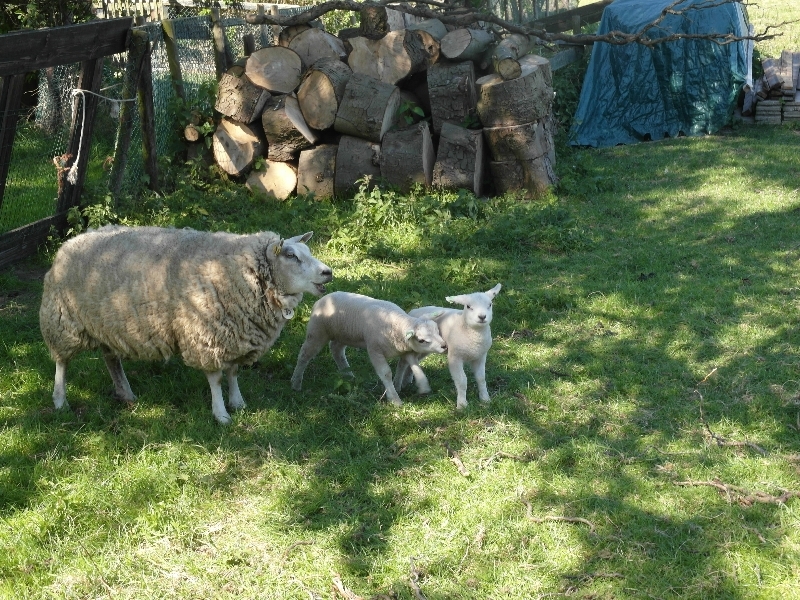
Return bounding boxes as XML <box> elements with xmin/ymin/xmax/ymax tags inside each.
<box><xmin>397</xmin><ymin>100</ymin><xmax>426</xmax><ymax>125</ymax></box>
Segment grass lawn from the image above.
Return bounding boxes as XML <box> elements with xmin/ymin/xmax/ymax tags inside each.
<box><xmin>2</xmin><ymin>4</ymin><xmax>800</xmax><ymax>600</ymax></box>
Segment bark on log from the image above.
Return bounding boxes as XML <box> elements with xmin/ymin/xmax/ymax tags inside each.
<box><xmin>278</xmin><ymin>24</ymin><xmax>311</xmax><ymax>47</ymax></box>
<box><xmin>380</xmin><ymin>122</ymin><xmax>434</xmax><ymax>192</ymax></box>
<box><xmin>427</xmin><ymin>60</ymin><xmax>477</xmax><ymax>134</ymax></box>
<box><xmin>246</xmin><ymin>160</ymin><xmax>297</xmax><ymax>200</ymax></box>
<box><xmin>348</xmin><ymin>29</ymin><xmax>435</xmax><ymax>85</ymax></box>
<box><xmin>489</xmin><ymin>155</ymin><xmax>556</xmax><ymax>195</ymax></box>
<box><xmin>245</xmin><ymin>46</ymin><xmax>304</xmax><ymax>94</ymax></box>
<box><xmin>407</xmin><ymin>18</ymin><xmax>448</xmax><ymax>41</ymax></box>
<box><xmin>432</xmin><ymin>122</ymin><xmax>484</xmax><ymax>195</ymax></box>
<box><xmin>492</xmin><ymin>33</ymin><xmax>533</xmax><ymax>81</ymax></box>
<box><xmin>440</xmin><ymin>27</ymin><xmax>495</xmax><ymax>62</ymax></box>
<box><xmin>359</xmin><ymin>5</ymin><xmax>390</xmax><ymax>39</ymax></box>
<box><xmin>476</xmin><ymin>55</ymin><xmax>553</xmax><ymax>127</ymax></box>
<box><xmin>297</xmin><ymin>144</ymin><xmax>337</xmax><ymax>199</ymax></box>
<box><xmin>212</xmin><ymin>117</ymin><xmax>264</xmax><ymax>177</ymax></box>
<box><xmin>482</xmin><ymin>117</ymin><xmax>555</xmax><ymax>163</ymax></box>
<box><xmin>297</xmin><ymin>57</ymin><xmax>352</xmax><ymax>131</ymax></box>
<box><xmin>334</xmin><ymin>135</ymin><xmax>381</xmax><ymax>198</ymax></box>
<box><xmin>288</xmin><ymin>27</ymin><xmax>348</xmax><ymax>67</ymax></box>
<box><xmin>334</xmin><ymin>73</ymin><xmax>400</xmax><ymax>142</ymax></box>
<box><xmin>261</xmin><ymin>94</ymin><xmax>317</xmax><ymax>162</ymax></box>
<box><xmin>215</xmin><ymin>72</ymin><xmax>272</xmax><ymax>124</ymax></box>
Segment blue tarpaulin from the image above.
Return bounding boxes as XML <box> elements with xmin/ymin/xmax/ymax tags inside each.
<box><xmin>569</xmin><ymin>0</ymin><xmax>750</xmax><ymax>147</ymax></box>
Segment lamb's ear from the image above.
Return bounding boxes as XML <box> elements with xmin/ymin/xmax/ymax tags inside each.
<box><xmin>446</xmin><ymin>294</ymin><xmax>470</xmax><ymax>306</ymax></box>
<box><xmin>405</xmin><ymin>330</ymin><xmax>415</xmax><ymax>340</ymax></box>
<box><xmin>286</xmin><ymin>231</ymin><xmax>313</xmax><ymax>244</ymax></box>
<box><xmin>420</xmin><ymin>310</ymin><xmax>444</xmax><ymax>320</ymax></box>
<box><xmin>273</xmin><ymin>238</ymin><xmax>285</xmax><ymax>256</ymax></box>
<box><xmin>486</xmin><ymin>283</ymin><xmax>502</xmax><ymax>299</ymax></box>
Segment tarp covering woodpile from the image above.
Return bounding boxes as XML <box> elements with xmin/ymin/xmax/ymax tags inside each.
<box><xmin>569</xmin><ymin>0</ymin><xmax>750</xmax><ymax>147</ymax></box>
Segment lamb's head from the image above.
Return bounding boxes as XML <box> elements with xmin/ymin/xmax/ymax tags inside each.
<box><xmin>405</xmin><ymin>318</ymin><xmax>448</xmax><ymax>355</ymax></box>
<box><xmin>270</xmin><ymin>232</ymin><xmax>332</xmax><ymax>297</ymax></box>
<box><xmin>446</xmin><ymin>283</ymin><xmax>502</xmax><ymax>328</ymax></box>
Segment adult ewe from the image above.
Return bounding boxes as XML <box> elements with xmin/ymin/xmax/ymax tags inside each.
<box><xmin>40</xmin><ymin>226</ymin><xmax>332</xmax><ymax>424</ymax></box>
<box><xmin>290</xmin><ymin>291</ymin><xmax>447</xmax><ymax>405</ymax></box>
<box><xmin>395</xmin><ymin>284</ymin><xmax>501</xmax><ymax>409</ymax></box>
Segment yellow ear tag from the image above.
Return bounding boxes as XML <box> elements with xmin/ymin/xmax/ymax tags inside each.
<box><xmin>274</xmin><ymin>240</ymin><xmax>284</xmax><ymax>255</ymax></box>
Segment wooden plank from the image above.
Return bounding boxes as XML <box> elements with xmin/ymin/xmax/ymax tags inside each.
<box><xmin>0</xmin><ymin>18</ymin><xmax>132</xmax><ymax>77</ymax></box>
<box><xmin>0</xmin><ymin>74</ymin><xmax>25</xmax><ymax>212</ymax></box>
<box><xmin>528</xmin><ymin>0</ymin><xmax>613</xmax><ymax>33</ymax></box>
<box><xmin>0</xmin><ymin>212</ymin><xmax>69</xmax><ymax>269</ymax></box>
<box><xmin>549</xmin><ymin>46</ymin><xmax>583</xmax><ymax>71</ymax></box>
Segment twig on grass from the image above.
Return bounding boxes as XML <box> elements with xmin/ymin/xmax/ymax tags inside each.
<box><xmin>332</xmin><ymin>574</ymin><xmax>364</xmax><ymax>600</ymax></box>
<box><xmin>695</xmin><ymin>389</ymin><xmax>768</xmax><ymax>456</ymax></box>
<box><xmin>674</xmin><ymin>478</ymin><xmax>800</xmax><ymax>506</ymax></box>
<box><xmin>480</xmin><ymin>450</ymin><xmax>537</xmax><ymax>469</ymax></box>
<box><xmin>282</xmin><ymin>540</ymin><xmax>313</xmax><ymax>562</ymax></box>
<box><xmin>409</xmin><ymin>557</ymin><xmax>428</xmax><ymax>600</ymax></box>
<box><xmin>522</xmin><ymin>500</ymin><xmax>596</xmax><ymax>534</ymax></box>
<box><xmin>444</xmin><ymin>443</ymin><xmax>470</xmax><ymax>477</ymax></box>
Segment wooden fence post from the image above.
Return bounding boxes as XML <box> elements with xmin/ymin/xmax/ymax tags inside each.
<box><xmin>137</xmin><ymin>34</ymin><xmax>160</xmax><ymax>192</ymax></box>
<box><xmin>161</xmin><ymin>19</ymin><xmax>186</xmax><ymax>101</ymax></box>
<box><xmin>0</xmin><ymin>74</ymin><xmax>25</xmax><ymax>211</ymax></box>
<box><xmin>211</xmin><ymin>7</ymin><xmax>233</xmax><ymax>80</ymax></box>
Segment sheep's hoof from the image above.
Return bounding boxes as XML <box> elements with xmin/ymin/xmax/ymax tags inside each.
<box><xmin>214</xmin><ymin>412</ymin><xmax>233</xmax><ymax>425</ymax></box>
<box><xmin>416</xmin><ymin>386</ymin><xmax>432</xmax><ymax>395</ymax></box>
<box><xmin>456</xmin><ymin>402</ymin><xmax>468</xmax><ymax>410</ymax></box>
<box><xmin>389</xmin><ymin>398</ymin><xmax>403</xmax><ymax>407</ymax></box>
<box><xmin>228</xmin><ymin>400</ymin><xmax>246</xmax><ymax>412</ymax></box>
<box><xmin>479</xmin><ymin>397</ymin><xmax>490</xmax><ymax>404</ymax></box>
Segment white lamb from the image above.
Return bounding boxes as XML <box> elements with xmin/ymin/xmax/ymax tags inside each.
<box><xmin>39</xmin><ymin>225</ymin><xmax>332</xmax><ymax>424</ymax></box>
<box><xmin>290</xmin><ymin>291</ymin><xmax>448</xmax><ymax>405</ymax></box>
<box><xmin>395</xmin><ymin>284</ymin><xmax>502</xmax><ymax>410</ymax></box>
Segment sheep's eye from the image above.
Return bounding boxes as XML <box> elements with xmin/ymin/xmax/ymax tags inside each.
<box><xmin>419</xmin><ymin>338</ymin><xmax>428</xmax><ymax>344</ymax></box>
<box><xmin>466</xmin><ymin>305</ymin><xmax>472</xmax><ymax>310</ymax></box>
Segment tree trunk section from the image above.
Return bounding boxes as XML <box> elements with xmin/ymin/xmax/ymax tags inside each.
<box><xmin>489</xmin><ymin>155</ymin><xmax>556</xmax><ymax>195</ymax></box>
<box><xmin>440</xmin><ymin>28</ymin><xmax>495</xmax><ymax>62</ymax></box>
<box><xmin>482</xmin><ymin>116</ymin><xmax>555</xmax><ymax>163</ymax></box>
<box><xmin>380</xmin><ymin>122</ymin><xmax>434</xmax><ymax>193</ymax></box>
<box><xmin>297</xmin><ymin>57</ymin><xmax>352</xmax><ymax>131</ymax></box>
<box><xmin>261</xmin><ymin>94</ymin><xmax>317</xmax><ymax>161</ymax></box>
<box><xmin>427</xmin><ymin>60</ymin><xmax>477</xmax><ymax>134</ymax></box>
<box><xmin>492</xmin><ymin>33</ymin><xmax>533</xmax><ymax>81</ymax></box>
<box><xmin>334</xmin><ymin>135</ymin><xmax>381</xmax><ymax>198</ymax></box>
<box><xmin>279</xmin><ymin>24</ymin><xmax>312</xmax><ymax>47</ymax></box>
<box><xmin>212</xmin><ymin>117</ymin><xmax>264</xmax><ymax>177</ymax></box>
<box><xmin>297</xmin><ymin>144</ymin><xmax>338</xmax><ymax>199</ymax></box>
<box><xmin>407</xmin><ymin>19</ymin><xmax>448</xmax><ymax>41</ymax></box>
<box><xmin>476</xmin><ymin>55</ymin><xmax>553</xmax><ymax>127</ymax></box>
<box><xmin>359</xmin><ymin>5</ymin><xmax>391</xmax><ymax>39</ymax></box>
<box><xmin>245</xmin><ymin>46</ymin><xmax>304</xmax><ymax>94</ymax></box>
<box><xmin>288</xmin><ymin>27</ymin><xmax>348</xmax><ymax>68</ymax></box>
<box><xmin>432</xmin><ymin>122</ymin><xmax>484</xmax><ymax>195</ymax></box>
<box><xmin>246</xmin><ymin>160</ymin><xmax>297</xmax><ymax>200</ymax></box>
<box><xmin>215</xmin><ymin>72</ymin><xmax>271</xmax><ymax>124</ymax></box>
<box><xmin>334</xmin><ymin>73</ymin><xmax>400</xmax><ymax>143</ymax></box>
<box><xmin>348</xmin><ymin>30</ymin><xmax>434</xmax><ymax>85</ymax></box>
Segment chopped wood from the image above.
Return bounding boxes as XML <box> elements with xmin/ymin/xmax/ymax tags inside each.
<box><xmin>358</xmin><ymin>4</ymin><xmax>391</xmax><ymax>40</ymax></box>
<box><xmin>245</xmin><ymin>46</ymin><xmax>304</xmax><ymax>94</ymax></box>
<box><xmin>297</xmin><ymin>144</ymin><xmax>337</xmax><ymax>199</ymax></box>
<box><xmin>348</xmin><ymin>29</ymin><xmax>436</xmax><ymax>85</ymax></box>
<box><xmin>215</xmin><ymin>72</ymin><xmax>271</xmax><ymax>124</ymax></box>
<box><xmin>211</xmin><ymin>117</ymin><xmax>264</xmax><ymax>177</ymax></box>
<box><xmin>278</xmin><ymin>23</ymin><xmax>312</xmax><ymax>48</ymax></box>
<box><xmin>440</xmin><ymin>27</ymin><xmax>495</xmax><ymax>62</ymax></box>
<box><xmin>288</xmin><ymin>27</ymin><xmax>348</xmax><ymax>67</ymax></box>
<box><xmin>432</xmin><ymin>122</ymin><xmax>484</xmax><ymax>195</ymax></box>
<box><xmin>477</xmin><ymin>54</ymin><xmax>553</xmax><ymax>127</ymax></box>
<box><xmin>489</xmin><ymin>155</ymin><xmax>557</xmax><ymax>195</ymax></box>
<box><xmin>483</xmin><ymin>117</ymin><xmax>555</xmax><ymax>163</ymax></box>
<box><xmin>297</xmin><ymin>57</ymin><xmax>352</xmax><ymax>131</ymax></box>
<box><xmin>334</xmin><ymin>73</ymin><xmax>400</xmax><ymax>142</ymax></box>
<box><xmin>426</xmin><ymin>60</ymin><xmax>477</xmax><ymax>135</ymax></box>
<box><xmin>334</xmin><ymin>135</ymin><xmax>381</xmax><ymax>198</ymax></box>
<box><xmin>261</xmin><ymin>93</ymin><xmax>316</xmax><ymax>162</ymax></box>
<box><xmin>184</xmin><ymin>123</ymin><xmax>200</xmax><ymax>142</ymax></box>
<box><xmin>492</xmin><ymin>33</ymin><xmax>533</xmax><ymax>81</ymax></box>
<box><xmin>406</xmin><ymin>18</ymin><xmax>448</xmax><ymax>41</ymax></box>
<box><xmin>380</xmin><ymin>122</ymin><xmax>434</xmax><ymax>193</ymax></box>
<box><xmin>245</xmin><ymin>160</ymin><xmax>297</xmax><ymax>201</ymax></box>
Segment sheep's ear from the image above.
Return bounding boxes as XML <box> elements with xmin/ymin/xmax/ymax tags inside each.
<box><xmin>486</xmin><ymin>283</ymin><xmax>502</xmax><ymax>299</ymax></box>
<box><xmin>405</xmin><ymin>330</ymin><xmax>415</xmax><ymax>340</ymax></box>
<box><xmin>286</xmin><ymin>231</ymin><xmax>313</xmax><ymax>244</ymax></box>
<box><xmin>446</xmin><ymin>294</ymin><xmax>470</xmax><ymax>306</ymax></box>
<box><xmin>273</xmin><ymin>239</ymin><xmax>284</xmax><ymax>256</ymax></box>
<box><xmin>420</xmin><ymin>310</ymin><xmax>443</xmax><ymax>320</ymax></box>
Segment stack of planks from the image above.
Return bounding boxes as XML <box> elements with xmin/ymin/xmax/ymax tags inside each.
<box><xmin>200</xmin><ymin>6</ymin><xmax>557</xmax><ymax>200</ymax></box>
<box><xmin>753</xmin><ymin>50</ymin><xmax>800</xmax><ymax>124</ymax></box>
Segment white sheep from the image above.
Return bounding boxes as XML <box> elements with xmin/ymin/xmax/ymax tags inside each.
<box><xmin>39</xmin><ymin>225</ymin><xmax>332</xmax><ymax>424</ymax></box>
<box><xmin>290</xmin><ymin>291</ymin><xmax>447</xmax><ymax>405</ymax></box>
<box><xmin>395</xmin><ymin>284</ymin><xmax>502</xmax><ymax>409</ymax></box>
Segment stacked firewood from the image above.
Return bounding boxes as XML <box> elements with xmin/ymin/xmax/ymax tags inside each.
<box><xmin>201</xmin><ymin>8</ymin><xmax>556</xmax><ymax>200</ymax></box>
<box><xmin>747</xmin><ymin>50</ymin><xmax>800</xmax><ymax>124</ymax></box>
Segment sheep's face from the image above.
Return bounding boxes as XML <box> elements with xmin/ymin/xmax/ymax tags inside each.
<box><xmin>446</xmin><ymin>283</ymin><xmax>502</xmax><ymax>328</ymax></box>
<box><xmin>406</xmin><ymin>320</ymin><xmax>448</xmax><ymax>354</ymax></box>
<box><xmin>273</xmin><ymin>232</ymin><xmax>333</xmax><ymax>297</ymax></box>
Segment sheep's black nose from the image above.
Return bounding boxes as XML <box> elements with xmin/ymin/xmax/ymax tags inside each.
<box><xmin>321</xmin><ymin>268</ymin><xmax>332</xmax><ymax>281</ymax></box>
<box><xmin>442</xmin><ymin>343</ymin><xmax>448</xmax><ymax>351</ymax></box>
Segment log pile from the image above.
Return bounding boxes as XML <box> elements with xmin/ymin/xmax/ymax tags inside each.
<box><xmin>200</xmin><ymin>16</ymin><xmax>558</xmax><ymax>199</ymax></box>
<box><xmin>750</xmin><ymin>50</ymin><xmax>800</xmax><ymax>124</ymax></box>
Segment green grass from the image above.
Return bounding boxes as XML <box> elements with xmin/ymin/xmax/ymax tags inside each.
<box><xmin>2</xmin><ymin>4</ymin><xmax>800</xmax><ymax>599</ymax></box>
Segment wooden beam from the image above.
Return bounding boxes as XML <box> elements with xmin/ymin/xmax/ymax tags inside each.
<box><xmin>528</xmin><ymin>0</ymin><xmax>613</xmax><ymax>33</ymax></box>
<box><xmin>0</xmin><ymin>18</ymin><xmax>132</xmax><ymax>77</ymax></box>
<box><xmin>0</xmin><ymin>74</ymin><xmax>25</xmax><ymax>214</ymax></box>
<box><xmin>0</xmin><ymin>212</ymin><xmax>69</xmax><ymax>269</ymax></box>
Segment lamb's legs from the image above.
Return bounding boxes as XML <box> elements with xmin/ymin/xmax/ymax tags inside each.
<box><xmin>206</xmin><ymin>370</ymin><xmax>231</xmax><ymax>425</ymax></box>
<box><xmin>329</xmin><ymin>341</ymin><xmax>354</xmax><ymax>377</ymax></box>
<box><xmin>393</xmin><ymin>355</ymin><xmax>410</xmax><ymax>392</ymax></box>
<box><xmin>406</xmin><ymin>355</ymin><xmax>431</xmax><ymax>394</ymax></box>
<box><xmin>367</xmin><ymin>348</ymin><xmax>402</xmax><ymax>406</ymax></box>
<box><xmin>53</xmin><ymin>360</ymin><xmax>68</xmax><ymax>409</ymax></box>
<box><xmin>447</xmin><ymin>356</ymin><xmax>469</xmax><ymax>410</ymax></box>
<box><xmin>291</xmin><ymin>335</ymin><xmax>328</xmax><ymax>391</ymax></box>
<box><xmin>226</xmin><ymin>365</ymin><xmax>246</xmax><ymax>411</ymax></box>
<box><xmin>471</xmin><ymin>356</ymin><xmax>490</xmax><ymax>403</ymax></box>
<box><xmin>101</xmin><ymin>346</ymin><xmax>136</xmax><ymax>403</ymax></box>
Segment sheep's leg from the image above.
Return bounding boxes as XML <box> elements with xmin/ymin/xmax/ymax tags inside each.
<box><xmin>226</xmin><ymin>365</ymin><xmax>246</xmax><ymax>411</ymax></box>
<box><xmin>367</xmin><ymin>348</ymin><xmax>402</xmax><ymax>406</ymax></box>
<box><xmin>53</xmin><ymin>360</ymin><xmax>69</xmax><ymax>409</ymax></box>
<box><xmin>393</xmin><ymin>355</ymin><xmax>410</xmax><ymax>392</ymax></box>
<box><xmin>471</xmin><ymin>355</ymin><xmax>490</xmax><ymax>403</ymax></box>
<box><xmin>205</xmin><ymin>370</ymin><xmax>231</xmax><ymax>425</ymax></box>
<box><xmin>101</xmin><ymin>347</ymin><xmax>137</xmax><ymax>403</ymax></box>
<box><xmin>329</xmin><ymin>341</ymin><xmax>354</xmax><ymax>377</ymax></box>
<box><xmin>406</xmin><ymin>355</ymin><xmax>431</xmax><ymax>395</ymax></box>
<box><xmin>447</xmin><ymin>356</ymin><xmax>469</xmax><ymax>410</ymax></box>
<box><xmin>291</xmin><ymin>336</ymin><xmax>327</xmax><ymax>391</ymax></box>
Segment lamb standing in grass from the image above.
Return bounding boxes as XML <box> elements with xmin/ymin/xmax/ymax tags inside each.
<box><xmin>290</xmin><ymin>291</ymin><xmax>447</xmax><ymax>405</ymax></box>
<box><xmin>395</xmin><ymin>284</ymin><xmax>502</xmax><ymax>409</ymax></box>
<box><xmin>39</xmin><ymin>226</ymin><xmax>332</xmax><ymax>424</ymax></box>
